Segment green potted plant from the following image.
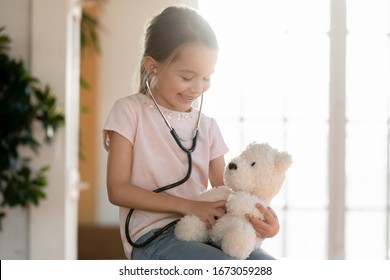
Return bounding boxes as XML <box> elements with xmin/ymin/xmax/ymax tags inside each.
<box><xmin>0</xmin><ymin>27</ymin><xmax>65</xmax><ymax>230</ymax></box>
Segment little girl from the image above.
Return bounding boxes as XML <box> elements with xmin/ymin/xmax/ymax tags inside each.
<box><xmin>103</xmin><ymin>6</ymin><xmax>279</xmax><ymax>260</ymax></box>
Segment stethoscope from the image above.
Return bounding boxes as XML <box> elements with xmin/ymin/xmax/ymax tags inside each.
<box><xmin>125</xmin><ymin>76</ymin><xmax>204</xmax><ymax>248</ymax></box>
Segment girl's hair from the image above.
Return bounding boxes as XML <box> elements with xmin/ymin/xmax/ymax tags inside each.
<box><xmin>138</xmin><ymin>6</ymin><xmax>218</xmax><ymax>93</ymax></box>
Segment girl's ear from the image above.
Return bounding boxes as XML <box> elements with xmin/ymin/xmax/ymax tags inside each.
<box><xmin>143</xmin><ymin>56</ymin><xmax>159</xmax><ymax>75</ymax></box>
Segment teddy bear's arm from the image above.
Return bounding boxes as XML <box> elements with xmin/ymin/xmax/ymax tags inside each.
<box><xmin>195</xmin><ymin>186</ymin><xmax>233</xmax><ymax>202</ymax></box>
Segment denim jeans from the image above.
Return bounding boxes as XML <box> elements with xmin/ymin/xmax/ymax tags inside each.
<box><xmin>131</xmin><ymin>226</ymin><xmax>276</xmax><ymax>260</ymax></box>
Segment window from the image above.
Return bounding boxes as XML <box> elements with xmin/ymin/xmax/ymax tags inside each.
<box><xmin>199</xmin><ymin>0</ymin><xmax>390</xmax><ymax>259</ymax></box>
<box><xmin>345</xmin><ymin>0</ymin><xmax>390</xmax><ymax>259</ymax></box>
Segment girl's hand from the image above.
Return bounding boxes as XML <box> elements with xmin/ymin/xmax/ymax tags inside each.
<box><xmin>187</xmin><ymin>200</ymin><xmax>227</xmax><ymax>229</ymax></box>
<box><xmin>245</xmin><ymin>204</ymin><xmax>279</xmax><ymax>238</ymax></box>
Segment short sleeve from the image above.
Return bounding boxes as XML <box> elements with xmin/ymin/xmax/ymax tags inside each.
<box><xmin>102</xmin><ymin>96</ymin><xmax>139</xmax><ymax>151</ymax></box>
<box><xmin>208</xmin><ymin>118</ymin><xmax>229</xmax><ymax>160</ymax></box>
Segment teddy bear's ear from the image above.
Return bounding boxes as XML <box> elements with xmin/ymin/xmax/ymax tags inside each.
<box><xmin>275</xmin><ymin>151</ymin><xmax>292</xmax><ymax>173</ymax></box>
<box><xmin>246</xmin><ymin>141</ymin><xmax>258</xmax><ymax>151</ymax></box>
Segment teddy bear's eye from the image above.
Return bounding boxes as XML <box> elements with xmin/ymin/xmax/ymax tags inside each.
<box><xmin>251</xmin><ymin>162</ymin><xmax>256</xmax><ymax>167</ymax></box>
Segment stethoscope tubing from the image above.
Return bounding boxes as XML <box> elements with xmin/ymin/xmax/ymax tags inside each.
<box><xmin>125</xmin><ymin>149</ymin><xmax>192</xmax><ymax>248</ymax></box>
<box><xmin>124</xmin><ymin>77</ymin><xmax>202</xmax><ymax>248</ymax></box>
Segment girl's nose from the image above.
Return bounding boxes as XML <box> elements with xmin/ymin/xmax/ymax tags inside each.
<box><xmin>190</xmin><ymin>80</ymin><xmax>204</xmax><ymax>94</ymax></box>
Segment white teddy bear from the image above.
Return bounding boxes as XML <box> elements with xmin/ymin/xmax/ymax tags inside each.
<box><xmin>174</xmin><ymin>142</ymin><xmax>292</xmax><ymax>259</ymax></box>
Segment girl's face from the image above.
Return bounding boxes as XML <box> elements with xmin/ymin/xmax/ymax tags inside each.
<box><xmin>150</xmin><ymin>43</ymin><xmax>218</xmax><ymax>112</ymax></box>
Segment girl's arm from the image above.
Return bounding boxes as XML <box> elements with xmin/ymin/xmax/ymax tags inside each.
<box><xmin>208</xmin><ymin>155</ymin><xmax>226</xmax><ymax>187</ymax></box>
<box><xmin>106</xmin><ymin>131</ymin><xmax>226</xmax><ymax>225</ymax></box>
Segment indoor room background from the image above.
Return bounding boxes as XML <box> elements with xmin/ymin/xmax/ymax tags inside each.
<box><xmin>0</xmin><ymin>0</ymin><xmax>389</xmax><ymax>260</ymax></box>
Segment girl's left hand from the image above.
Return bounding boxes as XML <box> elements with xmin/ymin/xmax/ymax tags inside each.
<box><xmin>245</xmin><ymin>204</ymin><xmax>280</xmax><ymax>238</ymax></box>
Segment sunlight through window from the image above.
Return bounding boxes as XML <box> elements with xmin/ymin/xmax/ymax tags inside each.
<box><xmin>199</xmin><ymin>0</ymin><xmax>390</xmax><ymax>259</ymax></box>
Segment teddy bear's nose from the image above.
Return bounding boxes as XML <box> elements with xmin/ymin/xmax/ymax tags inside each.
<box><xmin>228</xmin><ymin>162</ymin><xmax>238</xmax><ymax>170</ymax></box>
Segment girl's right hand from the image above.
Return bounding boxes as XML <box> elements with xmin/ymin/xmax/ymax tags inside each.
<box><xmin>186</xmin><ymin>200</ymin><xmax>227</xmax><ymax>229</ymax></box>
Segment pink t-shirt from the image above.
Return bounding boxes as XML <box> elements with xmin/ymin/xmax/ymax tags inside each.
<box><xmin>103</xmin><ymin>93</ymin><xmax>229</xmax><ymax>258</ymax></box>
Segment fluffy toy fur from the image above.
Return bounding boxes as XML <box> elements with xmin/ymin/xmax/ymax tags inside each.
<box><xmin>174</xmin><ymin>142</ymin><xmax>292</xmax><ymax>259</ymax></box>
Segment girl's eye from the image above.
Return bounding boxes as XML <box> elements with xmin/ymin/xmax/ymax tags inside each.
<box><xmin>203</xmin><ymin>77</ymin><xmax>211</xmax><ymax>82</ymax></box>
<box><xmin>181</xmin><ymin>77</ymin><xmax>192</xmax><ymax>81</ymax></box>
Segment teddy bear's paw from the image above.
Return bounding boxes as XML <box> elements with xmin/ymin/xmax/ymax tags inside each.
<box><xmin>209</xmin><ymin>215</ymin><xmax>231</xmax><ymax>243</ymax></box>
<box><xmin>220</xmin><ymin>227</ymin><xmax>256</xmax><ymax>260</ymax></box>
<box><xmin>254</xmin><ymin>237</ymin><xmax>265</xmax><ymax>248</ymax></box>
<box><xmin>174</xmin><ymin>215</ymin><xmax>208</xmax><ymax>242</ymax></box>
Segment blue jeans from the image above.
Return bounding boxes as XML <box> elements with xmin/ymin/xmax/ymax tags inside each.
<box><xmin>131</xmin><ymin>226</ymin><xmax>276</xmax><ymax>260</ymax></box>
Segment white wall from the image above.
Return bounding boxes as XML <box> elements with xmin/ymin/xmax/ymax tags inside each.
<box><xmin>0</xmin><ymin>0</ymin><xmax>31</xmax><ymax>260</ymax></box>
<box><xmin>96</xmin><ymin>0</ymin><xmax>198</xmax><ymax>225</ymax></box>
<box><xmin>29</xmin><ymin>0</ymin><xmax>81</xmax><ymax>259</ymax></box>
<box><xmin>0</xmin><ymin>0</ymin><xmax>81</xmax><ymax>259</ymax></box>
